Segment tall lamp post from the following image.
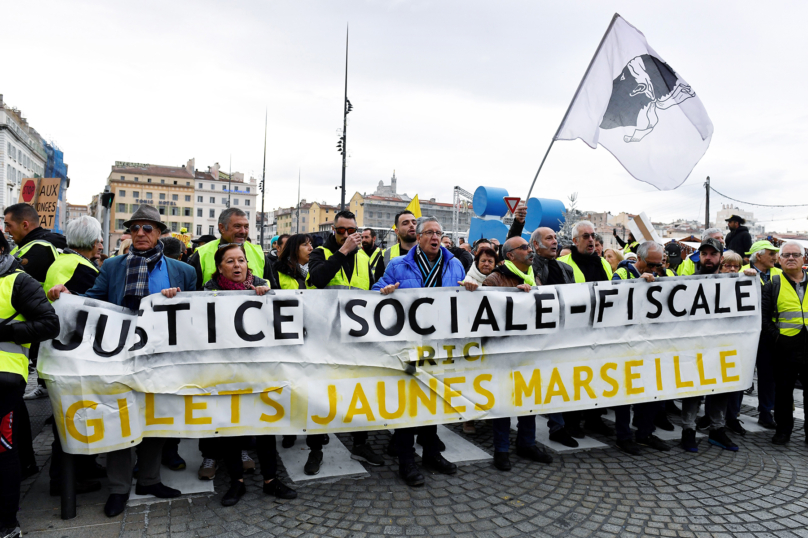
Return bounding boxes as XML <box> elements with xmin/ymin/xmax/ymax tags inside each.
<box><xmin>259</xmin><ymin>110</ymin><xmax>267</xmax><ymax>250</ymax></box>
<box><xmin>336</xmin><ymin>26</ymin><xmax>352</xmax><ymax>210</ymax></box>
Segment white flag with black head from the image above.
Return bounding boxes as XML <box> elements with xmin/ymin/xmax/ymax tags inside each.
<box><xmin>555</xmin><ymin>14</ymin><xmax>713</xmax><ymax>190</ymax></box>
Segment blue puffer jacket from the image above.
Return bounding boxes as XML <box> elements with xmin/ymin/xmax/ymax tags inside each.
<box><xmin>372</xmin><ymin>245</ymin><xmax>466</xmax><ymax>290</ymax></box>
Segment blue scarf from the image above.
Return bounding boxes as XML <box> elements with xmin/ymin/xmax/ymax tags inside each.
<box><xmin>416</xmin><ymin>246</ymin><xmax>443</xmax><ymax>288</ymax></box>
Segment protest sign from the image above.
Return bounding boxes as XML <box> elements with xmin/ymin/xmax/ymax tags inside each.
<box><xmin>20</xmin><ymin>177</ymin><xmax>61</xmax><ymax>228</ymax></box>
<box><xmin>39</xmin><ymin>274</ymin><xmax>761</xmax><ymax>454</ymax></box>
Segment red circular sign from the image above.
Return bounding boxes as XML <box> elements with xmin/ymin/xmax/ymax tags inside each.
<box><xmin>21</xmin><ymin>179</ymin><xmax>37</xmax><ymax>203</ymax></box>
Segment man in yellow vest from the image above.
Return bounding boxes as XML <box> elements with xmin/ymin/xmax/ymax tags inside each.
<box><xmin>378</xmin><ymin>210</ymin><xmax>418</xmax><ymax>279</ymax></box>
<box><xmin>556</xmin><ymin>221</ymin><xmax>615</xmax><ymax>439</ymax></box>
<box><xmin>677</xmin><ymin>228</ymin><xmax>724</xmax><ymax>276</ymax></box>
<box><xmin>763</xmin><ymin>241</ymin><xmax>808</xmax><ymax>445</ymax></box>
<box><xmin>189</xmin><ymin>208</ymin><xmax>275</xmax><ymax>291</ymax></box>
<box><xmin>4</xmin><ymin>203</ymin><xmax>66</xmax><ymax>284</ymax></box>
<box><xmin>361</xmin><ymin>228</ymin><xmax>382</xmax><ymax>276</ymax></box>
<box><xmin>0</xmin><ymin>231</ymin><xmax>60</xmax><ymax>538</ymax></box>
<box><xmin>305</xmin><ymin>210</ymin><xmax>383</xmax><ymax>474</ymax></box>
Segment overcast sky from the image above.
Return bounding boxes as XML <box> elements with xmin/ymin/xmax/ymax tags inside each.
<box><xmin>4</xmin><ymin>1</ymin><xmax>808</xmax><ymax>232</ymax></box>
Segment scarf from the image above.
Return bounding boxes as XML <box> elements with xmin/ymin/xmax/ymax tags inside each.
<box><xmin>570</xmin><ymin>246</ymin><xmax>609</xmax><ymax>282</ymax></box>
<box><xmin>0</xmin><ymin>254</ymin><xmax>16</xmax><ymax>276</ymax></box>
<box><xmin>464</xmin><ymin>262</ymin><xmax>488</xmax><ymax>285</ymax></box>
<box><xmin>216</xmin><ymin>270</ymin><xmax>255</xmax><ymax>290</ymax></box>
<box><xmin>124</xmin><ymin>241</ymin><xmax>165</xmax><ymax>299</ymax></box>
<box><xmin>504</xmin><ymin>260</ymin><xmax>536</xmax><ymax>286</ymax></box>
<box><xmin>416</xmin><ymin>246</ymin><xmax>443</xmax><ymax>288</ymax></box>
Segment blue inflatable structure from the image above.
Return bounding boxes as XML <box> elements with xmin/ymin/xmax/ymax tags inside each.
<box><xmin>466</xmin><ymin>186</ymin><xmax>565</xmax><ymax>244</ymax></box>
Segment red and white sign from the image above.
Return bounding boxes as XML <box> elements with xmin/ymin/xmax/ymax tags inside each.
<box><xmin>503</xmin><ymin>197</ymin><xmax>521</xmax><ymax>215</ymax></box>
<box><xmin>21</xmin><ymin>178</ymin><xmax>37</xmax><ymax>203</ymax></box>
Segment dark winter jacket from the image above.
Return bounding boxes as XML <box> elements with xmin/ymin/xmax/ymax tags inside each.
<box><xmin>448</xmin><ymin>246</ymin><xmax>474</xmax><ymax>273</ymax></box>
<box><xmin>482</xmin><ymin>264</ymin><xmax>529</xmax><ymax>288</ymax></box>
<box><xmin>725</xmin><ymin>226</ymin><xmax>753</xmax><ymax>258</ymax></box>
<box><xmin>0</xmin><ymin>256</ymin><xmax>60</xmax><ymax>346</ymax></box>
<box><xmin>307</xmin><ymin>234</ymin><xmax>375</xmax><ymax>289</ymax></box>
<box><xmin>12</xmin><ymin>227</ymin><xmax>66</xmax><ymax>283</ymax></box>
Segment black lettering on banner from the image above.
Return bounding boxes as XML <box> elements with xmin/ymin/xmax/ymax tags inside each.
<box><xmin>689</xmin><ymin>284</ymin><xmax>710</xmax><ymax>315</ymax></box>
<box><xmin>273</xmin><ymin>300</ymin><xmax>300</xmax><ymax>340</ymax></box>
<box><xmin>153</xmin><ymin>303</ymin><xmax>191</xmax><ymax>345</ymax></box>
<box><xmin>235</xmin><ymin>301</ymin><xmax>265</xmax><ymax>342</ymax></box>
<box><xmin>471</xmin><ymin>296</ymin><xmax>499</xmax><ymax>332</ymax></box>
<box><xmin>627</xmin><ymin>287</ymin><xmax>634</xmax><ymax>320</ymax></box>
<box><xmin>668</xmin><ymin>284</ymin><xmax>688</xmax><ymax>317</ymax></box>
<box><xmin>597</xmin><ymin>289</ymin><xmax>618</xmax><ymax>323</ymax></box>
<box><xmin>505</xmin><ymin>296</ymin><xmax>527</xmax><ymax>331</ymax></box>
<box><xmin>207</xmin><ymin>303</ymin><xmax>217</xmax><ymax>343</ymax></box>
<box><xmin>52</xmin><ymin>310</ymin><xmax>88</xmax><ymax>351</ymax></box>
<box><xmin>534</xmin><ymin>293</ymin><xmax>556</xmax><ymax>329</ymax></box>
<box><xmin>450</xmin><ymin>296</ymin><xmax>458</xmax><ymax>333</ymax></box>
<box><xmin>344</xmin><ymin>299</ymin><xmax>369</xmax><ymax>337</ymax></box>
<box><xmin>409</xmin><ymin>297</ymin><xmax>436</xmax><ymax>335</ymax></box>
<box><xmin>93</xmin><ymin>315</ymin><xmax>131</xmax><ymax>357</ymax></box>
<box><xmin>714</xmin><ymin>282</ymin><xmax>730</xmax><ymax>314</ymax></box>
<box><xmin>374</xmin><ymin>298</ymin><xmax>405</xmax><ymax>337</ymax></box>
<box><xmin>128</xmin><ymin>327</ymin><xmax>148</xmax><ymax>351</ymax></box>
<box><xmin>570</xmin><ymin>304</ymin><xmax>587</xmax><ymax>314</ymax></box>
<box><xmin>646</xmin><ymin>286</ymin><xmax>663</xmax><ymax>318</ymax></box>
<box><xmin>735</xmin><ymin>280</ymin><xmax>755</xmax><ymax>312</ymax></box>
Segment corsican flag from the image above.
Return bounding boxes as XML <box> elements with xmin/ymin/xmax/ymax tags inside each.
<box><xmin>555</xmin><ymin>14</ymin><xmax>713</xmax><ymax>190</ymax></box>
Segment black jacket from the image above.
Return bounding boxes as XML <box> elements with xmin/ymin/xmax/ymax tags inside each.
<box><xmin>569</xmin><ymin>246</ymin><xmax>609</xmax><ymax>282</ymax></box>
<box><xmin>449</xmin><ymin>246</ymin><xmax>473</xmax><ymax>273</ymax></box>
<box><xmin>307</xmin><ymin>234</ymin><xmax>375</xmax><ymax>289</ymax></box>
<box><xmin>0</xmin><ymin>258</ymin><xmax>60</xmax><ymax>346</ymax></box>
<box><xmin>725</xmin><ymin>226</ymin><xmax>753</xmax><ymax>258</ymax></box>
<box><xmin>506</xmin><ymin>218</ymin><xmax>574</xmax><ymax>285</ymax></box>
<box><xmin>61</xmin><ymin>251</ymin><xmax>100</xmax><ymax>295</ymax></box>
<box><xmin>762</xmin><ymin>271</ymin><xmax>808</xmax><ymax>364</ymax></box>
<box><xmin>13</xmin><ymin>227</ymin><xmax>66</xmax><ymax>283</ymax></box>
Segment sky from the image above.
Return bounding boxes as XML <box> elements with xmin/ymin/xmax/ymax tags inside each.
<box><xmin>3</xmin><ymin>0</ymin><xmax>808</xmax><ymax>233</ymax></box>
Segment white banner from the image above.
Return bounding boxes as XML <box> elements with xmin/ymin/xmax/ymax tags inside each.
<box><xmin>39</xmin><ymin>275</ymin><xmax>760</xmax><ymax>454</ymax></box>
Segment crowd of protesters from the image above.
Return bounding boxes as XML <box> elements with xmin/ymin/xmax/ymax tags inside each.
<box><xmin>0</xmin><ymin>200</ymin><xmax>806</xmax><ymax>537</ymax></box>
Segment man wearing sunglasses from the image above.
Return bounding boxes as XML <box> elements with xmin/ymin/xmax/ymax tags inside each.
<box><xmin>305</xmin><ymin>210</ymin><xmax>383</xmax><ymax>474</ymax></box>
<box><xmin>49</xmin><ymin>204</ymin><xmax>197</xmax><ymax>517</ymax></box>
<box><xmin>609</xmin><ymin>242</ymin><xmax>673</xmax><ymax>456</ymax></box>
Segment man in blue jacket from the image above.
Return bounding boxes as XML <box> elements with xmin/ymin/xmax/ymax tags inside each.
<box><xmin>373</xmin><ymin>216</ymin><xmax>465</xmax><ymax>487</ymax></box>
<box><xmin>49</xmin><ymin>205</ymin><xmax>197</xmax><ymax>517</ymax></box>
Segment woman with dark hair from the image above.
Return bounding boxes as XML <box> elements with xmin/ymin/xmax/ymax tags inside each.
<box><xmin>460</xmin><ymin>247</ymin><xmax>499</xmax><ymax>292</ymax></box>
<box><xmin>274</xmin><ymin>234</ymin><xmax>314</xmax><ymax>289</ymax></box>
<box><xmin>203</xmin><ymin>243</ymin><xmax>296</xmax><ymax>506</ymax></box>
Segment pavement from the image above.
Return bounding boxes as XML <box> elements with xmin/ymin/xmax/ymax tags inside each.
<box><xmin>16</xmin><ymin>385</ymin><xmax>808</xmax><ymax>538</ymax></box>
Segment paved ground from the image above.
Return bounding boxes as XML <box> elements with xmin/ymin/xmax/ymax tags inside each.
<box><xmin>16</xmin><ymin>388</ymin><xmax>808</xmax><ymax>538</ymax></box>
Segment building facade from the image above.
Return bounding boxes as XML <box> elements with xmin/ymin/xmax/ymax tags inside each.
<box><xmin>65</xmin><ymin>203</ymin><xmax>89</xmax><ymax>223</ymax></box>
<box><xmin>191</xmin><ymin>159</ymin><xmax>258</xmax><ymax>238</ymax></box>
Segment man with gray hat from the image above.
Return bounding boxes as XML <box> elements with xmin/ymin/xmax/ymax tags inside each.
<box><xmin>49</xmin><ymin>204</ymin><xmax>197</xmax><ymax>517</ymax></box>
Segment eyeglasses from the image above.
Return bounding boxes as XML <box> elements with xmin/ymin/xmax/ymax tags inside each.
<box><xmin>781</xmin><ymin>252</ymin><xmax>804</xmax><ymax>259</ymax></box>
<box><xmin>579</xmin><ymin>233</ymin><xmax>596</xmax><ymax>240</ymax></box>
<box><xmin>513</xmin><ymin>244</ymin><xmax>530</xmax><ymax>251</ymax></box>
<box><xmin>645</xmin><ymin>262</ymin><xmax>663</xmax><ymax>268</ymax></box>
<box><xmin>334</xmin><ymin>227</ymin><xmax>357</xmax><ymax>235</ymax></box>
<box><xmin>129</xmin><ymin>224</ymin><xmax>154</xmax><ymax>234</ymax></box>
<box><xmin>420</xmin><ymin>230</ymin><xmax>441</xmax><ymax>237</ymax></box>
<box><xmin>218</xmin><ymin>242</ymin><xmax>243</xmax><ymax>249</ymax></box>
<box><xmin>722</xmin><ymin>264</ymin><xmax>740</xmax><ymax>270</ymax></box>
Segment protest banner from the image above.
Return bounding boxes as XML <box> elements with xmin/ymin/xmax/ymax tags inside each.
<box><xmin>171</xmin><ymin>232</ymin><xmax>191</xmax><ymax>246</ymax></box>
<box><xmin>38</xmin><ymin>274</ymin><xmax>761</xmax><ymax>454</ymax></box>
<box><xmin>20</xmin><ymin>177</ymin><xmax>61</xmax><ymax>229</ymax></box>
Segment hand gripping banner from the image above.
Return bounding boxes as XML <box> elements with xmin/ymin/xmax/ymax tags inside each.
<box><xmin>38</xmin><ymin>274</ymin><xmax>761</xmax><ymax>454</ymax></box>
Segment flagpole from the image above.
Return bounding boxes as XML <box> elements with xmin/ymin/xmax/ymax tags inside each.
<box><xmin>526</xmin><ymin>12</ymin><xmax>621</xmax><ymax>200</ymax></box>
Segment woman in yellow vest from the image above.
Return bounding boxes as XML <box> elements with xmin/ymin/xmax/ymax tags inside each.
<box><xmin>274</xmin><ymin>234</ymin><xmax>314</xmax><ymax>290</ymax></box>
<box><xmin>44</xmin><ymin>216</ymin><xmax>103</xmax><ymax>298</ymax></box>
<box><xmin>0</xmin><ymin>232</ymin><xmax>60</xmax><ymax>536</ymax></box>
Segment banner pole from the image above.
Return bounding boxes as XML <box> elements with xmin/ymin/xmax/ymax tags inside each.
<box><xmin>526</xmin><ymin>13</ymin><xmax>621</xmax><ymax>201</ymax></box>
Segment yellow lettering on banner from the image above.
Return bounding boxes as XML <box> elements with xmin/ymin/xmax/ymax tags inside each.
<box><xmin>184</xmin><ymin>395</ymin><xmax>212</xmax><ymax>425</ymax></box>
<box><xmin>696</xmin><ymin>353</ymin><xmax>716</xmax><ymax>386</ymax></box>
<box><xmin>66</xmin><ymin>401</ymin><xmax>105</xmax><ymax>444</ymax></box>
<box><xmin>443</xmin><ymin>377</ymin><xmax>465</xmax><ymax>414</ymax></box>
<box><xmin>259</xmin><ymin>387</ymin><xmax>285</xmax><ymax>423</ymax></box>
<box><xmin>409</xmin><ymin>378</ymin><xmax>438</xmax><ymax>416</ymax></box>
<box><xmin>117</xmin><ymin>398</ymin><xmax>131</xmax><ymax>438</ymax></box>
<box><xmin>145</xmin><ymin>393</ymin><xmax>174</xmax><ymax>425</ymax></box>
<box><xmin>378</xmin><ymin>380</ymin><xmax>406</xmax><ymax>419</ymax></box>
<box><xmin>473</xmin><ymin>374</ymin><xmax>495</xmax><ymax>411</ymax></box>
<box><xmin>720</xmin><ymin>350</ymin><xmax>740</xmax><ymax>383</ymax></box>
<box><xmin>601</xmin><ymin>363</ymin><xmax>618</xmax><ymax>397</ymax></box>
<box><xmin>442</xmin><ymin>345</ymin><xmax>456</xmax><ymax>364</ymax></box>
<box><xmin>463</xmin><ymin>342</ymin><xmax>482</xmax><ymax>361</ymax></box>
<box><xmin>311</xmin><ymin>385</ymin><xmax>337</xmax><ymax>425</ymax></box>
<box><xmin>573</xmin><ymin>366</ymin><xmax>595</xmax><ymax>400</ymax></box>
<box><xmin>654</xmin><ymin>358</ymin><xmax>663</xmax><ymax>392</ymax></box>
<box><xmin>417</xmin><ymin>346</ymin><xmax>436</xmax><ymax>366</ymax></box>
<box><xmin>625</xmin><ymin>360</ymin><xmax>644</xmax><ymax>396</ymax></box>
<box><xmin>674</xmin><ymin>356</ymin><xmax>693</xmax><ymax>388</ymax></box>
<box><xmin>513</xmin><ymin>369</ymin><xmax>541</xmax><ymax>406</ymax></box>
<box><xmin>220</xmin><ymin>389</ymin><xmax>253</xmax><ymax>424</ymax></box>
<box><xmin>345</xmin><ymin>384</ymin><xmax>375</xmax><ymax>422</ymax></box>
<box><xmin>544</xmin><ymin>368</ymin><xmax>570</xmax><ymax>404</ymax></box>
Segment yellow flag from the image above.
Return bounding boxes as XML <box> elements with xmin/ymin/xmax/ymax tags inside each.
<box><xmin>393</xmin><ymin>195</ymin><xmax>422</xmax><ymax>229</ymax></box>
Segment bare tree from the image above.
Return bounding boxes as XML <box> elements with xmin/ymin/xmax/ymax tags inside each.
<box><xmin>556</xmin><ymin>192</ymin><xmax>583</xmax><ymax>246</ymax></box>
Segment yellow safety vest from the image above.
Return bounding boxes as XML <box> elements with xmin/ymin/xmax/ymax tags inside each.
<box><xmin>383</xmin><ymin>244</ymin><xmax>403</xmax><ymax>265</ymax></box>
<box><xmin>43</xmin><ymin>253</ymin><xmax>98</xmax><ymax>296</ymax></box>
<box><xmin>0</xmin><ymin>271</ymin><xmax>31</xmax><ymax>381</ymax></box>
<box><xmin>666</xmin><ymin>268</ymin><xmax>676</xmax><ymax>277</ymax></box>
<box><xmin>306</xmin><ymin>246</ymin><xmax>371</xmax><ymax>290</ymax></box>
<box><xmin>10</xmin><ymin>239</ymin><xmax>59</xmax><ymax>284</ymax></box>
<box><xmin>197</xmin><ymin>239</ymin><xmax>266</xmax><ymax>285</ymax></box>
<box><xmin>677</xmin><ymin>255</ymin><xmax>696</xmax><ymax>276</ymax></box>
<box><xmin>557</xmin><ymin>253</ymin><xmax>614</xmax><ymax>283</ymax></box>
<box><xmin>622</xmin><ymin>241</ymin><xmax>639</xmax><ymax>255</ymax></box>
<box><xmin>368</xmin><ymin>247</ymin><xmax>382</xmax><ymax>271</ymax></box>
<box><xmin>772</xmin><ymin>273</ymin><xmax>808</xmax><ymax>337</ymax></box>
<box><xmin>739</xmin><ymin>264</ymin><xmax>783</xmax><ymax>285</ymax></box>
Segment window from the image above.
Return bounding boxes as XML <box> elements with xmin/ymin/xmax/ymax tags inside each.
<box><xmin>196</xmin><ymin>225</ymin><xmax>202</xmax><ymax>236</ymax></box>
<box><xmin>197</xmin><ymin>196</ymin><xmax>203</xmax><ymax>203</ymax></box>
<box><xmin>133</xmin><ymin>191</ymin><xmax>139</xmax><ymax>198</ymax></box>
<box><xmin>171</xmin><ymin>222</ymin><xmax>178</xmax><ymax>232</ymax></box>
<box><xmin>171</xmin><ymin>207</ymin><xmax>179</xmax><ymax>216</ymax></box>
<box><xmin>172</xmin><ymin>194</ymin><xmax>178</xmax><ymax>201</ymax></box>
<box><xmin>387</xmin><ymin>213</ymin><xmax>391</xmax><ymax>219</ymax></box>
<box><xmin>119</xmin><ymin>190</ymin><xmax>126</xmax><ymax>197</ymax></box>
<box><xmin>222</xmin><ymin>198</ymin><xmax>227</xmax><ymax>205</ymax></box>
<box><xmin>185</xmin><ymin>195</ymin><xmax>191</xmax><ymax>202</ymax></box>
<box><xmin>197</xmin><ymin>208</ymin><xmax>202</xmax><ymax>217</ymax></box>
<box><xmin>184</xmin><ymin>208</ymin><xmax>191</xmax><ymax>217</ymax></box>
<box><xmin>158</xmin><ymin>207</ymin><xmax>166</xmax><ymax>215</ymax></box>
<box><xmin>208</xmin><ymin>225</ymin><xmax>214</xmax><ymax>235</ymax></box>
<box><xmin>210</xmin><ymin>197</ymin><xmax>215</xmax><ymax>204</ymax></box>
<box><xmin>135</xmin><ymin>177</ymin><xmax>139</xmax><ymax>181</ymax></box>
<box><xmin>116</xmin><ymin>203</ymin><xmax>125</xmax><ymax>212</ymax></box>
<box><xmin>135</xmin><ymin>177</ymin><xmax>139</xmax><ymax>182</ymax></box>
<box><xmin>160</xmin><ymin>179</ymin><xmax>165</xmax><ymax>184</ymax></box>
<box><xmin>222</xmin><ymin>186</ymin><xmax>227</xmax><ymax>191</ymax></box>
<box><xmin>146</xmin><ymin>192</ymin><xmax>153</xmax><ymax>199</ymax></box>
<box><xmin>209</xmin><ymin>209</ymin><xmax>215</xmax><ymax>218</ymax></box>
<box><xmin>198</xmin><ymin>183</ymin><xmax>203</xmax><ymax>189</ymax></box>
<box><xmin>159</xmin><ymin>193</ymin><xmax>166</xmax><ymax>200</ymax></box>
<box><xmin>121</xmin><ymin>175</ymin><xmax>125</xmax><ymax>181</ymax></box>
<box><xmin>115</xmin><ymin>219</ymin><xmax>124</xmax><ymax>230</ymax></box>
<box><xmin>173</xmin><ymin>181</ymin><xmax>177</xmax><ymax>185</ymax></box>
<box><xmin>210</xmin><ymin>184</ymin><xmax>214</xmax><ymax>190</ymax></box>
<box><xmin>233</xmin><ymin>199</ymin><xmax>239</xmax><ymax>206</ymax></box>
<box><xmin>147</xmin><ymin>178</ymin><xmax>151</xmax><ymax>183</ymax></box>
<box><xmin>245</xmin><ymin>199</ymin><xmax>250</xmax><ymax>206</ymax></box>
<box><xmin>185</xmin><ymin>182</ymin><xmax>190</xmax><ymax>186</ymax></box>
<box><xmin>301</xmin><ymin>216</ymin><xmax>305</xmax><ymax>222</ymax></box>
<box><xmin>246</xmin><ymin>187</ymin><xmax>250</xmax><ymax>193</ymax></box>
<box><xmin>184</xmin><ymin>222</ymin><xmax>191</xmax><ymax>230</ymax></box>
<box><xmin>245</xmin><ymin>211</ymin><xmax>250</xmax><ymax>220</ymax></box>
<box><xmin>368</xmin><ymin>211</ymin><xmax>373</xmax><ymax>218</ymax></box>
